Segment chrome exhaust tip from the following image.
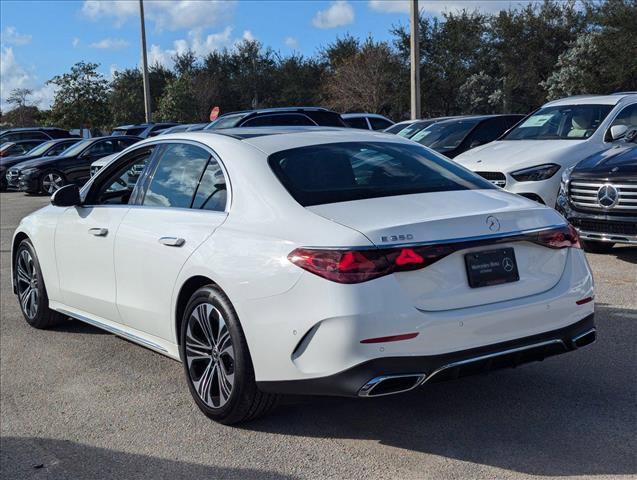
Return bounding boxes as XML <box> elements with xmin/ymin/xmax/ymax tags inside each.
<box><xmin>358</xmin><ymin>373</ymin><xmax>426</xmax><ymax>397</ymax></box>
<box><xmin>571</xmin><ymin>328</ymin><xmax>596</xmax><ymax>349</ymax></box>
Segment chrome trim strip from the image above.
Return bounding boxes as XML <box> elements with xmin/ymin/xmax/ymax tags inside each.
<box><xmin>358</xmin><ymin>373</ymin><xmax>426</xmax><ymax>397</ymax></box>
<box><xmin>422</xmin><ymin>339</ymin><xmax>566</xmax><ymax>384</ymax></box>
<box><xmin>571</xmin><ymin>328</ymin><xmax>596</xmax><ymax>348</ymax></box>
<box><xmin>56</xmin><ymin>308</ymin><xmax>168</xmax><ymax>354</ymax></box>
<box><xmin>571</xmin><ymin>182</ymin><xmax>637</xmax><ymax>189</ymax></box>
<box><xmin>303</xmin><ymin>224</ymin><xmax>568</xmax><ymax>250</ymax></box>
<box><xmin>578</xmin><ymin>230</ymin><xmax>637</xmax><ymax>244</ymax></box>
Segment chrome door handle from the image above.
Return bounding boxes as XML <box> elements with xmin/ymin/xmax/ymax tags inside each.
<box><xmin>159</xmin><ymin>237</ymin><xmax>185</xmax><ymax>247</ymax></box>
<box><xmin>88</xmin><ymin>228</ymin><xmax>108</xmax><ymax>237</ymax></box>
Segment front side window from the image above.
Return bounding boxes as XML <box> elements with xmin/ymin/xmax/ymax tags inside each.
<box><xmin>47</xmin><ymin>142</ymin><xmax>76</xmax><ymax>156</ymax></box>
<box><xmin>609</xmin><ymin>103</ymin><xmax>637</xmax><ymax>129</ymax></box>
<box><xmin>92</xmin><ymin>147</ymin><xmax>155</xmax><ymax>205</ymax></box>
<box><xmin>412</xmin><ymin>120</ymin><xmax>480</xmax><ymax>150</ymax></box>
<box><xmin>143</xmin><ymin>144</ymin><xmax>210</xmax><ymax>208</ymax></box>
<box><xmin>269</xmin><ymin>141</ymin><xmax>494</xmax><ymax>206</ymax></box>
<box><xmin>343</xmin><ymin>117</ymin><xmax>369</xmax><ymax>129</ymax></box>
<box><xmin>503</xmin><ymin>104</ymin><xmax>613</xmax><ymax>140</ymax></box>
<box><xmin>369</xmin><ymin>117</ymin><xmax>393</xmax><ymax>131</ymax></box>
<box><xmin>24</xmin><ymin>140</ymin><xmax>56</xmax><ymax>157</ymax></box>
<box><xmin>86</xmin><ymin>140</ymin><xmax>115</xmax><ymax>157</ymax></box>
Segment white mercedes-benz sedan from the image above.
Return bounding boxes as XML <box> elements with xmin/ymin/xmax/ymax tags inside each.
<box><xmin>11</xmin><ymin>128</ymin><xmax>596</xmax><ymax>424</ymax></box>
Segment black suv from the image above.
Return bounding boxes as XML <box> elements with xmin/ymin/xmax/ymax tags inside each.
<box><xmin>0</xmin><ymin>127</ymin><xmax>77</xmax><ymax>143</ymax></box>
<box><xmin>8</xmin><ymin>136</ymin><xmax>139</xmax><ymax>195</ymax></box>
<box><xmin>557</xmin><ymin>129</ymin><xmax>637</xmax><ymax>252</ymax></box>
<box><xmin>205</xmin><ymin>107</ymin><xmax>347</xmax><ymax>129</ymax></box>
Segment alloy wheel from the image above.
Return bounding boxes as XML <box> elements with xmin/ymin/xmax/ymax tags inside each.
<box><xmin>185</xmin><ymin>303</ymin><xmax>235</xmax><ymax>408</ymax></box>
<box><xmin>16</xmin><ymin>249</ymin><xmax>38</xmax><ymax>319</ymax></box>
<box><xmin>42</xmin><ymin>173</ymin><xmax>64</xmax><ymax>194</ymax></box>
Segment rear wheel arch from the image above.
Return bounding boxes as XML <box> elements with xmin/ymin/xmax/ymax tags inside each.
<box><xmin>175</xmin><ymin>275</ymin><xmax>220</xmax><ymax>348</ymax></box>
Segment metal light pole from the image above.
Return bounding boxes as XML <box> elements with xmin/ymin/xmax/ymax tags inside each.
<box><xmin>139</xmin><ymin>0</ymin><xmax>152</xmax><ymax>123</ymax></box>
<box><xmin>410</xmin><ymin>0</ymin><xmax>421</xmax><ymax>120</ymax></box>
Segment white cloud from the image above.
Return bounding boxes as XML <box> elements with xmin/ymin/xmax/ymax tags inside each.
<box><xmin>89</xmin><ymin>38</ymin><xmax>130</xmax><ymax>49</ymax></box>
<box><xmin>284</xmin><ymin>37</ymin><xmax>299</xmax><ymax>49</ymax></box>
<box><xmin>81</xmin><ymin>0</ymin><xmax>236</xmax><ymax>31</ymax></box>
<box><xmin>369</xmin><ymin>0</ymin><xmax>534</xmax><ymax>15</ymax></box>
<box><xmin>312</xmin><ymin>1</ymin><xmax>355</xmax><ymax>29</ymax></box>
<box><xmin>0</xmin><ymin>47</ymin><xmax>56</xmax><ymax>111</ymax></box>
<box><xmin>148</xmin><ymin>26</ymin><xmax>237</xmax><ymax>68</ymax></box>
<box><xmin>72</xmin><ymin>37</ymin><xmax>80</xmax><ymax>48</ymax></box>
<box><xmin>1</xmin><ymin>26</ymin><xmax>32</xmax><ymax>45</ymax></box>
<box><xmin>242</xmin><ymin>30</ymin><xmax>255</xmax><ymax>42</ymax></box>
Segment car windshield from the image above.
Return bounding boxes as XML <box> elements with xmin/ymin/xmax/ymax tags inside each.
<box><xmin>60</xmin><ymin>139</ymin><xmax>92</xmax><ymax>156</ymax></box>
<box><xmin>503</xmin><ymin>104</ymin><xmax>613</xmax><ymax>140</ymax></box>
<box><xmin>397</xmin><ymin>121</ymin><xmax>434</xmax><ymax>138</ymax></box>
<box><xmin>24</xmin><ymin>140</ymin><xmax>56</xmax><ymax>156</ymax></box>
<box><xmin>269</xmin><ymin>141</ymin><xmax>494</xmax><ymax>206</ymax></box>
<box><xmin>0</xmin><ymin>143</ymin><xmax>16</xmax><ymax>152</ymax></box>
<box><xmin>411</xmin><ymin>119</ymin><xmax>479</xmax><ymax>150</ymax></box>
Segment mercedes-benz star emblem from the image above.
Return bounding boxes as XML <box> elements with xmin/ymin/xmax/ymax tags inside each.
<box><xmin>486</xmin><ymin>215</ymin><xmax>500</xmax><ymax>232</ymax></box>
<box><xmin>597</xmin><ymin>184</ymin><xmax>619</xmax><ymax>208</ymax></box>
<box><xmin>502</xmin><ymin>257</ymin><xmax>514</xmax><ymax>272</ymax></box>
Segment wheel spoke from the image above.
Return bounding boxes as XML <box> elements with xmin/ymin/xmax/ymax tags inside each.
<box><xmin>217</xmin><ymin>366</ymin><xmax>232</xmax><ymax>404</ymax></box>
<box><xmin>195</xmin><ymin>361</ymin><xmax>216</xmax><ymax>406</ymax></box>
<box><xmin>16</xmin><ymin>264</ymin><xmax>30</xmax><ymax>285</ymax></box>
<box><xmin>19</xmin><ymin>287</ymin><xmax>31</xmax><ymax>312</ymax></box>
<box><xmin>28</xmin><ymin>289</ymin><xmax>38</xmax><ymax>317</ymax></box>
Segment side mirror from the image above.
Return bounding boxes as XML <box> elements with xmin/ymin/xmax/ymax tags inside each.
<box><xmin>51</xmin><ymin>184</ymin><xmax>81</xmax><ymax>207</ymax></box>
<box><xmin>610</xmin><ymin>125</ymin><xmax>628</xmax><ymax>140</ymax></box>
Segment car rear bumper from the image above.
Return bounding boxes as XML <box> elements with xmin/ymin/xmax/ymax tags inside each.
<box><xmin>258</xmin><ymin>313</ymin><xmax>595</xmax><ymax>396</ymax></box>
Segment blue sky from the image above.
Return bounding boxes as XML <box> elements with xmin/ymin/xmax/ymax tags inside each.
<box><xmin>0</xmin><ymin>0</ymin><xmax>533</xmax><ymax>110</ymax></box>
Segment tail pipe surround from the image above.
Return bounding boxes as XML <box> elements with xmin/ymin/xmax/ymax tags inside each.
<box><xmin>357</xmin><ymin>328</ymin><xmax>597</xmax><ymax>397</ymax></box>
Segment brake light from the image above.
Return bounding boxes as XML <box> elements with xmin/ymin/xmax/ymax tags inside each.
<box><xmin>288</xmin><ymin>225</ymin><xmax>580</xmax><ymax>284</ymax></box>
<box><xmin>288</xmin><ymin>245</ymin><xmax>452</xmax><ymax>284</ymax></box>
<box><xmin>535</xmin><ymin>224</ymin><xmax>581</xmax><ymax>249</ymax></box>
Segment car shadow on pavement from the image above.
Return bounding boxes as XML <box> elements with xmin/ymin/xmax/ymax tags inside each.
<box><xmin>0</xmin><ymin>436</ymin><xmax>296</xmax><ymax>480</ymax></box>
<box><xmin>49</xmin><ymin>318</ymin><xmax>109</xmax><ymax>335</ymax></box>
<box><xmin>612</xmin><ymin>246</ymin><xmax>637</xmax><ymax>264</ymax></box>
<box><xmin>248</xmin><ymin>303</ymin><xmax>636</xmax><ymax>477</ymax></box>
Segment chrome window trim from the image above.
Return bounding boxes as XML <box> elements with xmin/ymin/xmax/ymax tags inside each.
<box><xmin>81</xmin><ymin>138</ymin><xmax>232</xmax><ymax>214</ymax></box>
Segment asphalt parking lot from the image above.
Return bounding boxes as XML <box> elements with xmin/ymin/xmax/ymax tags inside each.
<box><xmin>0</xmin><ymin>191</ymin><xmax>635</xmax><ymax>480</ymax></box>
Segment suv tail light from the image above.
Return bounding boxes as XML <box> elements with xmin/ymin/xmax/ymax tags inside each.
<box><xmin>288</xmin><ymin>224</ymin><xmax>580</xmax><ymax>284</ymax></box>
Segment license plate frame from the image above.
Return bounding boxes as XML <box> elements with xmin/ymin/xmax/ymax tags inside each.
<box><xmin>464</xmin><ymin>248</ymin><xmax>520</xmax><ymax>288</ymax></box>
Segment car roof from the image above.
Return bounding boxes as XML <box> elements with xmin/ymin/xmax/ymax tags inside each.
<box><xmin>161</xmin><ymin>126</ymin><xmax>413</xmax><ymax>156</ymax></box>
<box><xmin>216</xmin><ymin>107</ymin><xmax>335</xmax><ymax>119</ymax></box>
<box><xmin>0</xmin><ymin>127</ymin><xmax>67</xmax><ymax>133</ymax></box>
<box><xmin>544</xmin><ymin>93</ymin><xmax>637</xmax><ymax>107</ymax></box>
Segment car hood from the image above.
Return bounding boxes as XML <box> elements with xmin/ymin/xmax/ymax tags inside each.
<box><xmin>454</xmin><ymin>140</ymin><xmax>590</xmax><ymax>172</ymax></box>
<box><xmin>8</xmin><ymin>154</ymin><xmax>70</xmax><ymax>170</ymax></box>
<box><xmin>574</xmin><ymin>143</ymin><xmax>637</xmax><ymax>176</ymax></box>
<box><xmin>1</xmin><ymin>155</ymin><xmax>36</xmax><ymax>168</ymax></box>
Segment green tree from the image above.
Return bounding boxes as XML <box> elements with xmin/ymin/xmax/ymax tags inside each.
<box><xmin>47</xmin><ymin>62</ymin><xmax>110</xmax><ymax>133</ymax></box>
<box><xmin>4</xmin><ymin>88</ymin><xmax>42</xmax><ymax>126</ymax></box>
<box><xmin>156</xmin><ymin>75</ymin><xmax>198</xmax><ymax>122</ymax></box>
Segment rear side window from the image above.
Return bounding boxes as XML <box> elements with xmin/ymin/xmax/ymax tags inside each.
<box><xmin>269</xmin><ymin>142</ymin><xmax>495</xmax><ymax>206</ymax></box>
<box><xmin>369</xmin><ymin>117</ymin><xmax>393</xmax><ymax>130</ymax></box>
<box><xmin>19</xmin><ymin>132</ymin><xmax>49</xmax><ymax>140</ymax></box>
<box><xmin>192</xmin><ymin>158</ymin><xmax>227</xmax><ymax>211</ymax></box>
<box><xmin>343</xmin><ymin>117</ymin><xmax>369</xmax><ymax>129</ymax></box>
<box><xmin>143</xmin><ymin>144</ymin><xmax>210</xmax><ymax>208</ymax></box>
<box><xmin>242</xmin><ymin>114</ymin><xmax>316</xmax><ymax>127</ymax></box>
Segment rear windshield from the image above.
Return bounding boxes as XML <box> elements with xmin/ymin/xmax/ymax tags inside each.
<box><xmin>411</xmin><ymin>119</ymin><xmax>480</xmax><ymax>149</ymax></box>
<box><xmin>268</xmin><ymin>141</ymin><xmax>494</xmax><ymax>206</ymax></box>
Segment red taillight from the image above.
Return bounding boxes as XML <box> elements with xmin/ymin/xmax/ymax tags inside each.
<box><xmin>288</xmin><ymin>245</ymin><xmax>451</xmax><ymax>284</ymax></box>
<box><xmin>536</xmin><ymin>224</ymin><xmax>581</xmax><ymax>249</ymax></box>
<box><xmin>287</xmin><ymin>248</ymin><xmax>391</xmax><ymax>283</ymax></box>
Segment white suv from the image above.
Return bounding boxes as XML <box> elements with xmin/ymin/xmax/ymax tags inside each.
<box><xmin>454</xmin><ymin>93</ymin><xmax>637</xmax><ymax>207</ymax></box>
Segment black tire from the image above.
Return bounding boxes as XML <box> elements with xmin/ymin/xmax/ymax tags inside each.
<box><xmin>179</xmin><ymin>285</ymin><xmax>279</xmax><ymax>424</ymax></box>
<box><xmin>581</xmin><ymin>240</ymin><xmax>615</xmax><ymax>254</ymax></box>
<box><xmin>39</xmin><ymin>170</ymin><xmax>66</xmax><ymax>195</ymax></box>
<box><xmin>14</xmin><ymin>239</ymin><xmax>66</xmax><ymax>329</ymax></box>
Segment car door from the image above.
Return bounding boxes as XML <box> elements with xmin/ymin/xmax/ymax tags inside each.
<box><xmin>113</xmin><ymin>142</ymin><xmax>228</xmax><ymax>341</ymax></box>
<box><xmin>54</xmin><ymin>146</ymin><xmax>157</xmax><ymax>321</ymax></box>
